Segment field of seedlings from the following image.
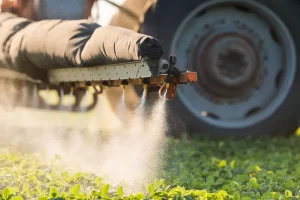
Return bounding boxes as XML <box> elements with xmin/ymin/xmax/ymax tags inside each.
<box><xmin>0</xmin><ymin>92</ymin><xmax>300</xmax><ymax>200</ymax></box>
<box><xmin>1</xmin><ymin>134</ymin><xmax>300</xmax><ymax>200</ymax></box>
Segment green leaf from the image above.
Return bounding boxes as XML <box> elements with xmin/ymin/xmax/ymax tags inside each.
<box><xmin>241</xmin><ymin>197</ymin><xmax>251</xmax><ymax>200</ymax></box>
<box><xmin>218</xmin><ymin>160</ymin><xmax>227</xmax><ymax>168</ymax></box>
<box><xmin>148</xmin><ymin>183</ymin><xmax>154</xmax><ymax>196</ymax></box>
<box><xmin>11</xmin><ymin>197</ymin><xmax>23</xmax><ymax>200</ymax></box>
<box><xmin>135</xmin><ymin>192</ymin><xmax>145</xmax><ymax>199</ymax></box>
<box><xmin>38</xmin><ymin>196</ymin><xmax>48</xmax><ymax>200</ymax></box>
<box><xmin>117</xmin><ymin>186</ymin><xmax>123</xmax><ymax>197</ymax></box>
<box><xmin>74</xmin><ymin>172</ymin><xmax>82</xmax><ymax>180</ymax></box>
<box><xmin>11</xmin><ymin>171</ymin><xmax>19</xmax><ymax>180</ymax></box>
<box><xmin>249</xmin><ymin>177</ymin><xmax>260</xmax><ymax>189</ymax></box>
<box><xmin>218</xmin><ymin>190</ymin><xmax>227</xmax><ymax>197</ymax></box>
<box><xmin>36</xmin><ymin>182</ymin><xmax>42</xmax><ymax>194</ymax></box>
<box><xmin>49</xmin><ymin>188</ymin><xmax>58</xmax><ymax>198</ymax></box>
<box><xmin>233</xmin><ymin>191</ymin><xmax>240</xmax><ymax>200</ymax></box>
<box><xmin>72</xmin><ymin>184</ymin><xmax>80</xmax><ymax>196</ymax></box>
<box><xmin>29</xmin><ymin>174</ymin><xmax>38</xmax><ymax>184</ymax></box>
<box><xmin>285</xmin><ymin>190</ymin><xmax>293</xmax><ymax>197</ymax></box>
<box><xmin>95</xmin><ymin>177</ymin><xmax>103</xmax><ymax>187</ymax></box>
<box><xmin>100</xmin><ymin>184</ymin><xmax>110</xmax><ymax>197</ymax></box>
<box><xmin>22</xmin><ymin>182</ymin><xmax>29</xmax><ymax>194</ymax></box>
<box><xmin>261</xmin><ymin>192</ymin><xmax>274</xmax><ymax>200</ymax></box>
<box><xmin>3</xmin><ymin>187</ymin><xmax>11</xmax><ymax>198</ymax></box>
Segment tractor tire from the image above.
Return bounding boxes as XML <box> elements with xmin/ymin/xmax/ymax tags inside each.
<box><xmin>138</xmin><ymin>0</ymin><xmax>300</xmax><ymax>138</ymax></box>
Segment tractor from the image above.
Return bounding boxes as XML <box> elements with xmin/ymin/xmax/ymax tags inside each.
<box><xmin>104</xmin><ymin>0</ymin><xmax>300</xmax><ymax>138</ymax></box>
<box><xmin>1</xmin><ymin>0</ymin><xmax>300</xmax><ymax>138</ymax></box>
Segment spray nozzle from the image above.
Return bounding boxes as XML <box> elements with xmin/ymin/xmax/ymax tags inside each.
<box><xmin>166</xmin><ymin>83</ymin><xmax>170</xmax><ymax>89</ymax></box>
<box><xmin>164</xmin><ymin>55</ymin><xmax>181</xmax><ymax>83</ymax></box>
<box><xmin>121</xmin><ymin>80</ymin><xmax>129</xmax><ymax>89</ymax></box>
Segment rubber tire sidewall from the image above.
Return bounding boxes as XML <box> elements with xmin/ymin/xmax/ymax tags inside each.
<box><xmin>141</xmin><ymin>0</ymin><xmax>300</xmax><ymax>138</ymax></box>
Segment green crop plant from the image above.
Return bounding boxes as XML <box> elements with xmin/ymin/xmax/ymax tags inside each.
<box><xmin>1</xmin><ymin>135</ymin><xmax>300</xmax><ymax>200</ymax></box>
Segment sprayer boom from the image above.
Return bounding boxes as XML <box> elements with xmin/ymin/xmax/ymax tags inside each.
<box><xmin>47</xmin><ymin>56</ymin><xmax>197</xmax><ymax>91</ymax></box>
<box><xmin>0</xmin><ymin>56</ymin><xmax>197</xmax><ymax>112</ymax></box>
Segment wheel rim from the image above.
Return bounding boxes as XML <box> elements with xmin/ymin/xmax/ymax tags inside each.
<box><xmin>170</xmin><ymin>0</ymin><xmax>296</xmax><ymax>129</ymax></box>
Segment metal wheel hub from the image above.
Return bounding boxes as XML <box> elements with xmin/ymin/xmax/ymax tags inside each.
<box><xmin>198</xmin><ymin>32</ymin><xmax>259</xmax><ymax>97</ymax></box>
<box><xmin>170</xmin><ymin>0</ymin><xmax>296</xmax><ymax>128</ymax></box>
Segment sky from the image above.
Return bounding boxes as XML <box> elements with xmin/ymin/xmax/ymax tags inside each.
<box><xmin>94</xmin><ymin>0</ymin><xmax>126</xmax><ymax>26</ymax></box>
